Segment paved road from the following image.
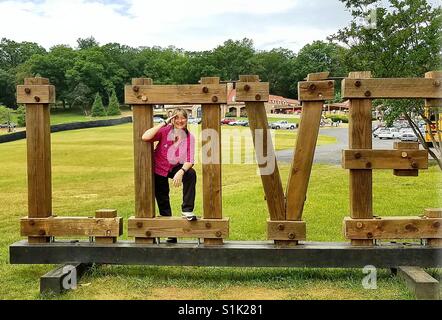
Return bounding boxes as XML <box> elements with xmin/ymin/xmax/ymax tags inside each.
<box><xmin>276</xmin><ymin>128</ymin><xmax>407</xmax><ymax>164</ymax></box>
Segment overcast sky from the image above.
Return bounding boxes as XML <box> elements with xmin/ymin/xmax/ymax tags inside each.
<box><xmin>0</xmin><ymin>0</ymin><xmax>424</xmax><ymax>52</ymax></box>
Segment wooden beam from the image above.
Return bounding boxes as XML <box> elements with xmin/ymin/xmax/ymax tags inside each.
<box><xmin>21</xmin><ymin>217</ymin><xmax>123</xmax><ymax>237</ymax></box>
<box><xmin>20</xmin><ymin>78</ymin><xmax>53</xmax><ymax>244</ymax></box>
<box><xmin>286</xmin><ymin>101</ymin><xmax>323</xmax><ymax>220</ymax></box>
<box><xmin>424</xmin><ymin>208</ymin><xmax>442</xmax><ymax>218</ymax></box>
<box><xmin>235</xmin><ymin>81</ymin><xmax>270</xmax><ymax>102</ymax></box>
<box><xmin>201</xmin><ymin>77</ymin><xmax>223</xmax><ymax>246</ymax></box>
<box><xmin>131</xmin><ymin>78</ymin><xmax>156</xmax><ymax>244</ymax></box>
<box><xmin>344</xmin><ymin>217</ymin><xmax>442</xmax><ymax>240</ymax></box>
<box><xmin>298</xmin><ymin>80</ymin><xmax>335</xmax><ymax>101</ymax></box>
<box><xmin>342</xmin><ymin>78</ymin><xmax>442</xmax><ymax>99</ymax></box>
<box><xmin>128</xmin><ymin>217</ymin><xmax>229</xmax><ymax>239</ymax></box>
<box><xmin>241</xmin><ymin>75</ymin><xmax>286</xmax><ymax>223</ymax></box>
<box><xmin>267</xmin><ymin>220</ymin><xmax>306</xmax><ymax>241</ymax></box>
<box><xmin>342</xmin><ymin>149</ymin><xmax>428</xmax><ymax>170</ymax></box>
<box><xmin>124</xmin><ymin>84</ymin><xmax>227</xmax><ymax>105</ymax></box>
<box><xmin>348</xmin><ymin>71</ymin><xmax>373</xmax><ymax>247</ymax></box>
<box><xmin>425</xmin><ymin>71</ymin><xmax>442</xmax><ymax>108</ymax></box>
<box><xmin>95</xmin><ymin>209</ymin><xmax>120</xmax><ymax>244</ymax></box>
<box><xmin>398</xmin><ymin>266</ymin><xmax>440</xmax><ymax>300</ymax></box>
<box><xmin>393</xmin><ymin>142</ymin><xmax>420</xmax><ymax>176</ymax></box>
<box><xmin>306</xmin><ymin>72</ymin><xmax>330</xmax><ymax>81</ymax></box>
<box><xmin>17</xmin><ymin>84</ymin><xmax>55</xmax><ymax>104</ymax></box>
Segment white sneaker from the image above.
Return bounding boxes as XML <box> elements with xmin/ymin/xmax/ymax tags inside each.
<box><xmin>182</xmin><ymin>212</ymin><xmax>197</xmax><ymax>221</ymax></box>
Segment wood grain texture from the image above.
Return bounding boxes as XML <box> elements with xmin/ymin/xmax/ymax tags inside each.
<box><xmin>348</xmin><ymin>72</ymin><xmax>373</xmax><ymax>246</ymax></box>
<box><xmin>17</xmin><ymin>85</ymin><xmax>55</xmax><ymax>104</ymax></box>
<box><xmin>424</xmin><ymin>208</ymin><xmax>442</xmax><ymax>218</ymax></box>
<box><xmin>286</xmin><ymin>101</ymin><xmax>323</xmax><ymax>220</ymax></box>
<box><xmin>240</xmin><ymin>75</ymin><xmax>285</xmax><ymax>222</ymax></box>
<box><xmin>201</xmin><ymin>77</ymin><xmax>224</xmax><ymax>246</ymax></box>
<box><xmin>21</xmin><ymin>217</ymin><xmax>123</xmax><ymax>237</ymax></box>
<box><xmin>128</xmin><ymin>217</ymin><xmax>229</xmax><ymax>239</ymax></box>
<box><xmin>131</xmin><ymin>78</ymin><xmax>156</xmax><ymax>244</ymax></box>
<box><xmin>342</xmin><ymin>149</ymin><xmax>428</xmax><ymax>169</ymax></box>
<box><xmin>298</xmin><ymin>80</ymin><xmax>335</xmax><ymax>101</ymax></box>
<box><xmin>22</xmin><ymin>78</ymin><xmax>53</xmax><ymax>244</ymax></box>
<box><xmin>424</xmin><ymin>71</ymin><xmax>442</xmax><ymax>109</ymax></box>
<box><xmin>342</xmin><ymin>78</ymin><xmax>442</xmax><ymax>99</ymax></box>
<box><xmin>125</xmin><ymin>84</ymin><xmax>227</xmax><ymax>105</ymax></box>
<box><xmin>267</xmin><ymin>220</ymin><xmax>306</xmax><ymax>241</ymax></box>
<box><xmin>393</xmin><ymin>142</ymin><xmax>420</xmax><ymax>176</ymax></box>
<box><xmin>306</xmin><ymin>72</ymin><xmax>330</xmax><ymax>81</ymax></box>
<box><xmin>235</xmin><ymin>82</ymin><xmax>269</xmax><ymax>102</ymax></box>
<box><xmin>344</xmin><ymin>217</ymin><xmax>442</xmax><ymax>240</ymax></box>
<box><xmin>95</xmin><ymin>209</ymin><xmax>119</xmax><ymax>243</ymax></box>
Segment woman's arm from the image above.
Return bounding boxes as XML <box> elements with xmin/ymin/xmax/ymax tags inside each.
<box><xmin>172</xmin><ymin>162</ymin><xmax>194</xmax><ymax>187</ymax></box>
<box><xmin>142</xmin><ymin>122</ymin><xmax>166</xmax><ymax>142</ymax></box>
<box><xmin>142</xmin><ymin>115</ymin><xmax>177</xmax><ymax>142</ymax></box>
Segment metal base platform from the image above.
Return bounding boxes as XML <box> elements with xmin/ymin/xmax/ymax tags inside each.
<box><xmin>9</xmin><ymin>240</ymin><xmax>442</xmax><ymax>268</ymax></box>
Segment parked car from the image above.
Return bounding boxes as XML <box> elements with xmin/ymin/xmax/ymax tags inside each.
<box><xmin>400</xmin><ymin>133</ymin><xmax>418</xmax><ymax>142</ymax></box>
<box><xmin>221</xmin><ymin>118</ymin><xmax>236</xmax><ymax>125</ymax></box>
<box><xmin>229</xmin><ymin>120</ymin><xmax>248</xmax><ymax>126</ymax></box>
<box><xmin>372</xmin><ymin>127</ymin><xmax>384</xmax><ymax>138</ymax></box>
<box><xmin>389</xmin><ymin>127</ymin><xmax>400</xmax><ymax>138</ymax></box>
<box><xmin>153</xmin><ymin>117</ymin><xmax>164</xmax><ymax>123</ymax></box>
<box><xmin>378</xmin><ymin>129</ymin><xmax>394</xmax><ymax>139</ymax></box>
<box><xmin>188</xmin><ymin>117</ymin><xmax>201</xmax><ymax>124</ymax></box>
<box><xmin>269</xmin><ymin>120</ymin><xmax>297</xmax><ymax>130</ymax></box>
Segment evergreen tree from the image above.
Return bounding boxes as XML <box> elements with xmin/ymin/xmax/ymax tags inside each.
<box><xmin>91</xmin><ymin>93</ymin><xmax>106</xmax><ymax>117</ymax></box>
<box><xmin>107</xmin><ymin>89</ymin><xmax>121</xmax><ymax>116</ymax></box>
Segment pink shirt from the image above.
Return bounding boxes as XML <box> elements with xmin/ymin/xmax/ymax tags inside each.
<box><xmin>151</xmin><ymin>124</ymin><xmax>195</xmax><ymax>177</ymax></box>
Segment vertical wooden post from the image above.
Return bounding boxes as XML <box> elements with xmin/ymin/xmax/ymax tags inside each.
<box><xmin>22</xmin><ymin>78</ymin><xmax>53</xmax><ymax>244</ymax></box>
<box><xmin>286</xmin><ymin>73</ymin><xmax>332</xmax><ymax>222</ymax></box>
<box><xmin>201</xmin><ymin>77</ymin><xmax>223</xmax><ymax>246</ymax></box>
<box><xmin>240</xmin><ymin>75</ymin><xmax>286</xmax><ymax>222</ymax></box>
<box><xmin>132</xmin><ymin>78</ymin><xmax>155</xmax><ymax>244</ymax></box>
<box><xmin>348</xmin><ymin>71</ymin><xmax>374</xmax><ymax>246</ymax></box>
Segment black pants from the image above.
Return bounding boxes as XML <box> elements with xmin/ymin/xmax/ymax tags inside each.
<box><xmin>154</xmin><ymin>165</ymin><xmax>196</xmax><ymax>216</ymax></box>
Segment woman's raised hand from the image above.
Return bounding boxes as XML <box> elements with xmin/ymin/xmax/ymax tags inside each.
<box><xmin>165</xmin><ymin>114</ymin><xmax>177</xmax><ymax>125</ymax></box>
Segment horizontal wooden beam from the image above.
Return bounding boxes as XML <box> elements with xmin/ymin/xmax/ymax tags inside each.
<box><xmin>342</xmin><ymin>149</ymin><xmax>428</xmax><ymax>170</ymax></box>
<box><xmin>235</xmin><ymin>81</ymin><xmax>269</xmax><ymax>102</ymax></box>
<box><xmin>267</xmin><ymin>220</ymin><xmax>306</xmax><ymax>241</ymax></box>
<box><xmin>17</xmin><ymin>85</ymin><xmax>56</xmax><ymax>104</ymax></box>
<box><xmin>424</xmin><ymin>208</ymin><xmax>442</xmax><ymax>218</ymax></box>
<box><xmin>393</xmin><ymin>142</ymin><xmax>419</xmax><ymax>176</ymax></box>
<box><xmin>344</xmin><ymin>217</ymin><xmax>442</xmax><ymax>240</ymax></box>
<box><xmin>128</xmin><ymin>217</ymin><xmax>229</xmax><ymax>239</ymax></box>
<box><xmin>124</xmin><ymin>84</ymin><xmax>227</xmax><ymax>105</ymax></box>
<box><xmin>306</xmin><ymin>72</ymin><xmax>330</xmax><ymax>81</ymax></box>
<box><xmin>298</xmin><ymin>80</ymin><xmax>335</xmax><ymax>101</ymax></box>
<box><xmin>21</xmin><ymin>217</ymin><xmax>123</xmax><ymax>237</ymax></box>
<box><xmin>342</xmin><ymin>78</ymin><xmax>442</xmax><ymax>99</ymax></box>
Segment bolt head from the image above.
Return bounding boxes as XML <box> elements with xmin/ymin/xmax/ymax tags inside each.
<box><xmin>202</xmin><ymin>86</ymin><xmax>209</xmax><ymax>93</ymax></box>
<box><xmin>29</xmin><ymin>220</ymin><xmax>35</xmax><ymax>226</ymax></box>
<box><xmin>34</xmin><ymin>96</ymin><xmax>40</xmax><ymax>102</ymax></box>
<box><xmin>133</xmin><ymin>86</ymin><xmax>140</xmax><ymax>92</ymax></box>
<box><xmin>145</xmin><ymin>231</ymin><xmax>151</xmax><ymax>237</ymax></box>
<box><xmin>411</xmin><ymin>162</ymin><xmax>418</xmax><ymax>169</ymax></box>
<box><xmin>355</xmin><ymin>80</ymin><xmax>362</xmax><ymax>87</ymax></box>
<box><xmin>433</xmin><ymin>80</ymin><xmax>441</xmax><ymax>87</ymax></box>
<box><xmin>366</xmin><ymin>232</ymin><xmax>373</xmax><ymax>239</ymax></box>
<box><xmin>24</xmin><ymin>88</ymin><xmax>31</xmax><ymax>94</ymax></box>
<box><xmin>141</xmin><ymin>95</ymin><xmax>148</xmax><ymax>102</ymax></box>
<box><xmin>354</xmin><ymin>152</ymin><xmax>362</xmax><ymax>159</ymax></box>
<box><xmin>364</xmin><ymin>91</ymin><xmax>371</xmax><ymax>97</ymax></box>
<box><xmin>205</xmin><ymin>223</ymin><xmax>212</xmax><ymax>229</ymax></box>
<box><xmin>288</xmin><ymin>233</ymin><xmax>296</xmax><ymax>240</ymax></box>
<box><xmin>136</xmin><ymin>222</ymin><xmax>143</xmax><ymax>228</ymax></box>
<box><xmin>277</xmin><ymin>224</ymin><xmax>285</xmax><ymax>231</ymax></box>
<box><xmin>212</xmin><ymin>96</ymin><xmax>218</xmax><ymax>103</ymax></box>
<box><xmin>244</xmin><ymin>84</ymin><xmax>251</xmax><ymax>91</ymax></box>
<box><xmin>356</xmin><ymin>222</ymin><xmax>363</xmax><ymax>229</ymax></box>
<box><xmin>366</xmin><ymin>162</ymin><xmax>372</xmax><ymax>169</ymax></box>
<box><xmin>215</xmin><ymin>231</ymin><xmax>222</xmax><ymax>238</ymax></box>
<box><xmin>401</xmin><ymin>152</ymin><xmax>408</xmax><ymax>158</ymax></box>
<box><xmin>308</xmin><ymin>84</ymin><xmax>317</xmax><ymax>91</ymax></box>
<box><xmin>255</xmin><ymin>94</ymin><xmax>261</xmax><ymax>101</ymax></box>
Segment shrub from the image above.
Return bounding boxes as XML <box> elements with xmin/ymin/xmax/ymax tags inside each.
<box><xmin>107</xmin><ymin>89</ymin><xmax>121</xmax><ymax>116</ymax></box>
<box><xmin>91</xmin><ymin>93</ymin><xmax>106</xmax><ymax>117</ymax></box>
<box><xmin>16</xmin><ymin>105</ymin><xmax>26</xmax><ymax>127</ymax></box>
<box><xmin>326</xmin><ymin>115</ymin><xmax>348</xmax><ymax>123</ymax></box>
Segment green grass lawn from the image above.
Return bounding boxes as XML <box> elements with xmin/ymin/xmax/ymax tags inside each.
<box><xmin>0</xmin><ymin>123</ymin><xmax>440</xmax><ymax>300</ymax></box>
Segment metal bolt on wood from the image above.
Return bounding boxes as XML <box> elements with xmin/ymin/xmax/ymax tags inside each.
<box><xmin>136</xmin><ymin>222</ymin><xmax>143</xmax><ymax>228</ymax></box>
<box><xmin>34</xmin><ymin>96</ymin><xmax>40</xmax><ymax>102</ymax></box>
<box><xmin>133</xmin><ymin>86</ymin><xmax>139</xmax><ymax>92</ymax></box>
<box><xmin>244</xmin><ymin>84</ymin><xmax>251</xmax><ymax>91</ymax></box>
<box><xmin>401</xmin><ymin>152</ymin><xmax>408</xmax><ymax>158</ymax></box>
<box><xmin>215</xmin><ymin>231</ymin><xmax>222</xmax><ymax>238</ymax></box>
<box><xmin>355</xmin><ymin>152</ymin><xmax>362</xmax><ymax>159</ymax></box>
<box><xmin>145</xmin><ymin>231</ymin><xmax>151</xmax><ymax>237</ymax></box>
<box><xmin>255</xmin><ymin>94</ymin><xmax>261</xmax><ymax>101</ymax></box>
<box><xmin>25</xmin><ymin>88</ymin><xmax>31</xmax><ymax>94</ymax></box>
<box><xmin>366</xmin><ymin>162</ymin><xmax>372</xmax><ymax>168</ymax></box>
<box><xmin>364</xmin><ymin>90</ymin><xmax>371</xmax><ymax>97</ymax></box>
<box><xmin>288</xmin><ymin>233</ymin><xmax>296</xmax><ymax>240</ymax></box>
<box><xmin>355</xmin><ymin>80</ymin><xmax>362</xmax><ymax>87</ymax></box>
<box><xmin>202</xmin><ymin>86</ymin><xmax>209</xmax><ymax>93</ymax></box>
<box><xmin>212</xmin><ymin>96</ymin><xmax>218</xmax><ymax>103</ymax></box>
<box><xmin>205</xmin><ymin>223</ymin><xmax>212</xmax><ymax>229</ymax></box>
<box><xmin>278</xmin><ymin>224</ymin><xmax>285</xmax><ymax>231</ymax></box>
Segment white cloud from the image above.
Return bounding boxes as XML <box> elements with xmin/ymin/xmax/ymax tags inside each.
<box><xmin>0</xmin><ymin>0</ymin><xmax>342</xmax><ymax>51</ymax></box>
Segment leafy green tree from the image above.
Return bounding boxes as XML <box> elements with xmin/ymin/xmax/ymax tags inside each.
<box><xmin>16</xmin><ymin>105</ymin><xmax>26</xmax><ymax>127</ymax></box>
<box><xmin>0</xmin><ymin>38</ymin><xmax>46</xmax><ymax>70</ymax></box>
<box><xmin>68</xmin><ymin>83</ymin><xmax>94</xmax><ymax>115</ymax></box>
<box><xmin>329</xmin><ymin>0</ymin><xmax>442</xmax><ymax>168</ymax></box>
<box><xmin>77</xmin><ymin>37</ymin><xmax>99</xmax><ymax>50</ymax></box>
<box><xmin>107</xmin><ymin>88</ymin><xmax>121</xmax><ymax>116</ymax></box>
<box><xmin>91</xmin><ymin>92</ymin><xmax>106</xmax><ymax>117</ymax></box>
<box><xmin>0</xmin><ymin>69</ymin><xmax>16</xmax><ymax>107</ymax></box>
